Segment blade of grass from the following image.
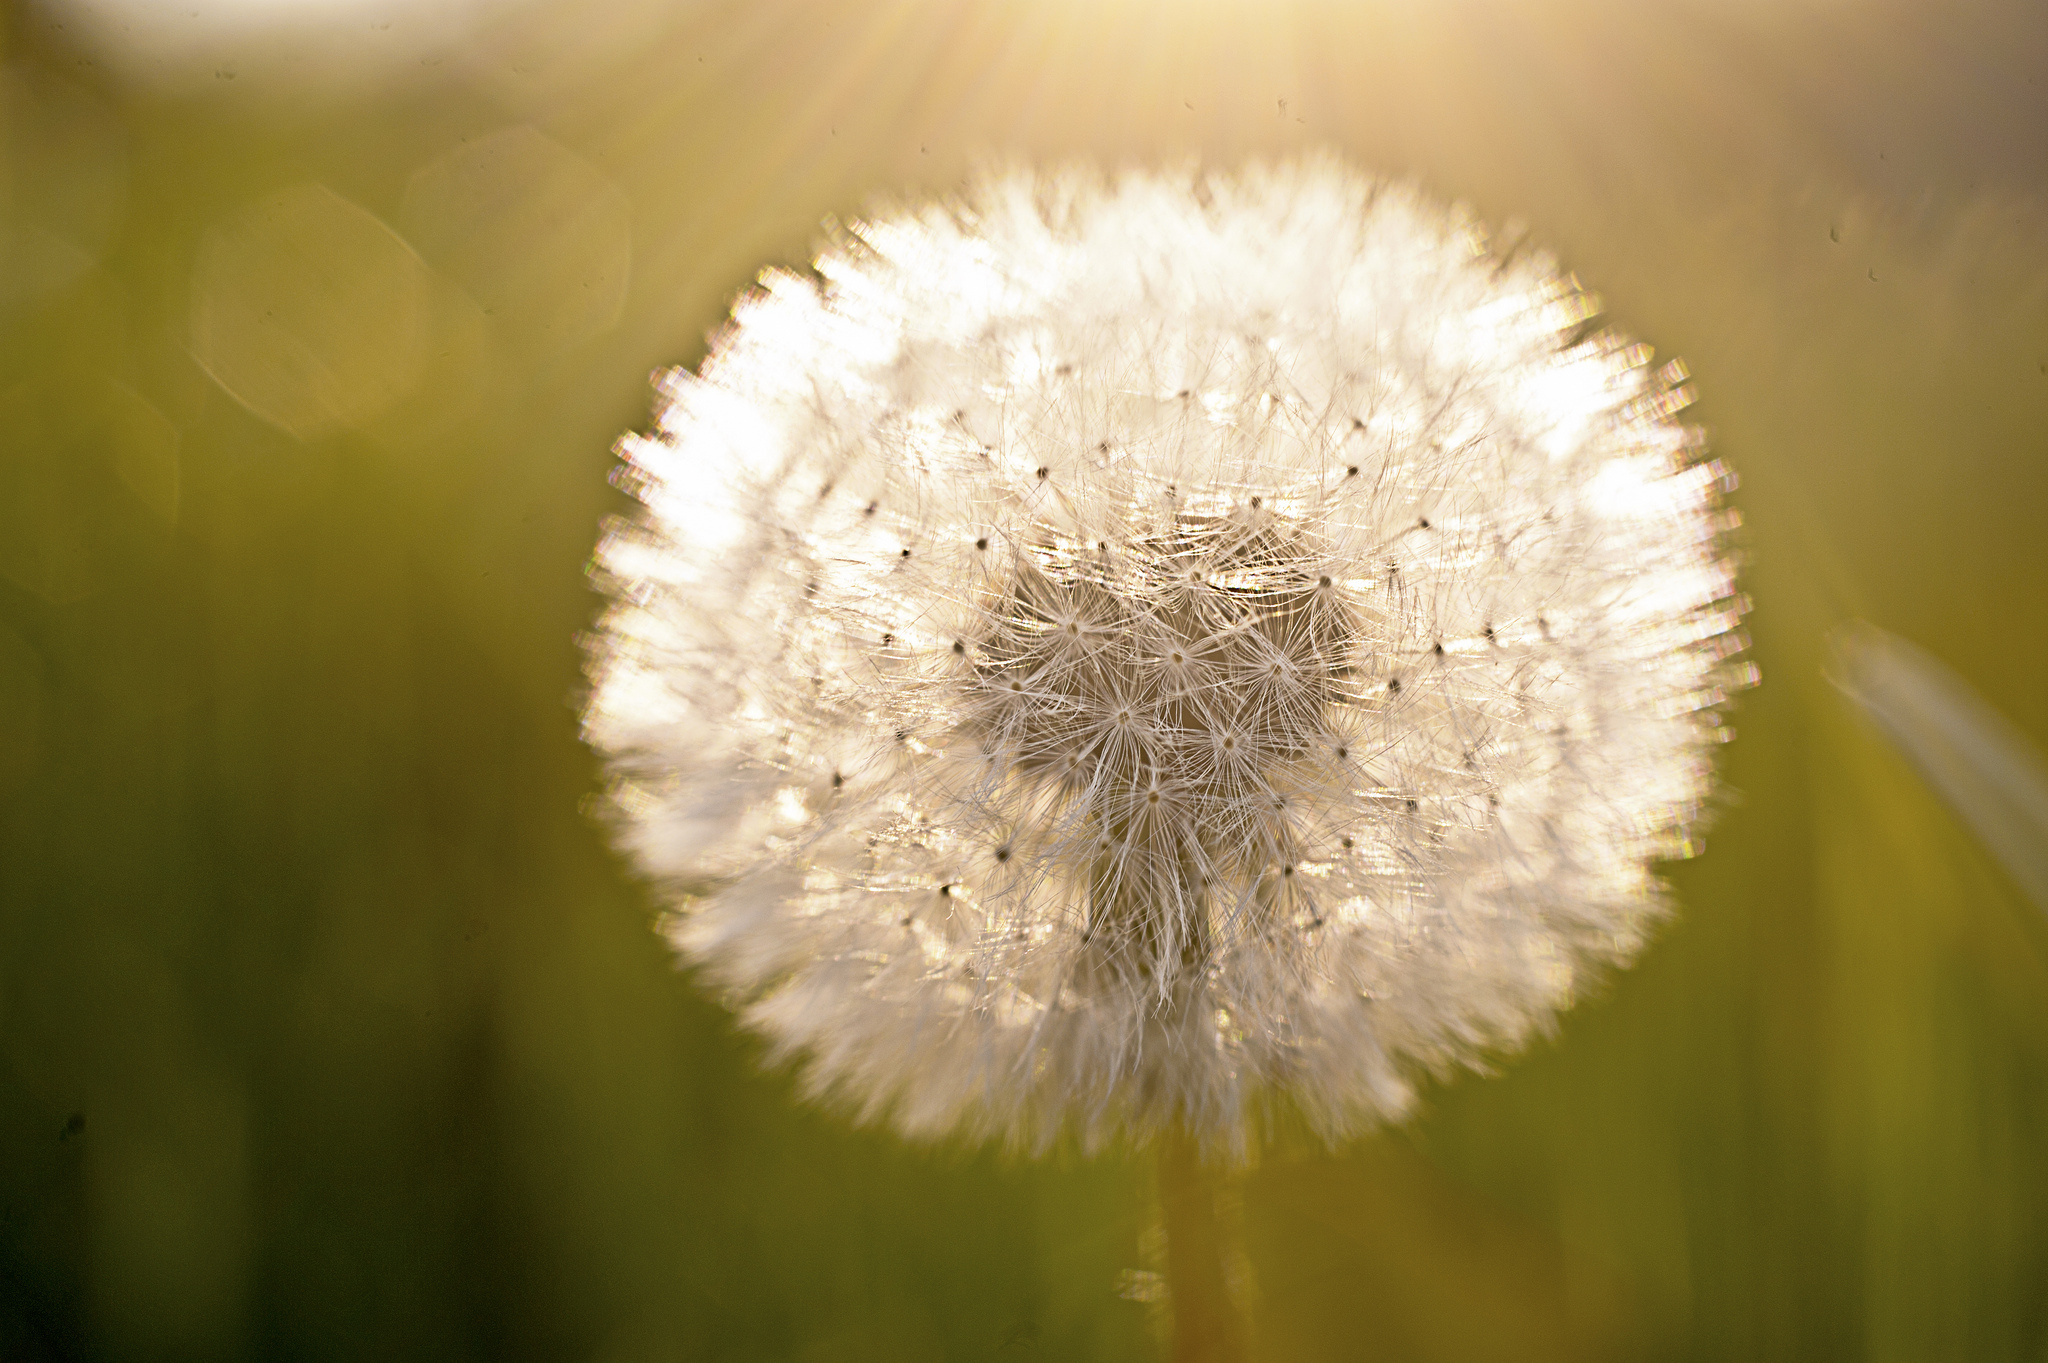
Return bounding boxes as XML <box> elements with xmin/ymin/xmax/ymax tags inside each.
<box><xmin>1829</xmin><ymin>621</ymin><xmax>2048</xmax><ymax>915</ymax></box>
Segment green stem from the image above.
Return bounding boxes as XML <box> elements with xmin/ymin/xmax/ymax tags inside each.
<box><xmin>1158</xmin><ymin>1125</ymin><xmax>1251</xmax><ymax>1363</ymax></box>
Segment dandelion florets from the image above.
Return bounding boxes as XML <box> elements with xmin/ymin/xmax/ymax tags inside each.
<box><xmin>584</xmin><ymin>159</ymin><xmax>1752</xmax><ymax>1155</ymax></box>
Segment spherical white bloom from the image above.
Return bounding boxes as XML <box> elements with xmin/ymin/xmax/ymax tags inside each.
<box><xmin>584</xmin><ymin>160</ymin><xmax>1749</xmax><ymax>1154</ymax></box>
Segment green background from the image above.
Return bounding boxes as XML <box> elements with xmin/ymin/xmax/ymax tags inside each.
<box><xmin>3</xmin><ymin>0</ymin><xmax>2046</xmax><ymax>1356</ymax></box>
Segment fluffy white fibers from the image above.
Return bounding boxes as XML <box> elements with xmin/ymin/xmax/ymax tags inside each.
<box><xmin>584</xmin><ymin>159</ymin><xmax>1751</xmax><ymax>1155</ymax></box>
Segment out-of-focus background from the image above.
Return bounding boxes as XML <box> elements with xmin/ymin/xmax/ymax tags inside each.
<box><xmin>2</xmin><ymin>0</ymin><xmax>2045</xmax><ymax>1357</ymax></box>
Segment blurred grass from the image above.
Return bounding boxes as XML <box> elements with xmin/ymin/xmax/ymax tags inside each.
<box><xmin>2</xmin><ymin>0</ymin><xmax>2046</xmax><ymax>1357</ymax></box>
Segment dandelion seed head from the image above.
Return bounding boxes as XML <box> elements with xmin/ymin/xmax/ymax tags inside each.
<box><xmin>584</xmin><ymin>159</ymin><xmax>1750</xmax><ymax>1155</ymax></box>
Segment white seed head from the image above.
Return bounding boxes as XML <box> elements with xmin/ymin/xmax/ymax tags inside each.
<box><xmin>583</xmin><ymin>160</ymin><xmax>1752</xmax><ymax>1155</ymax></box>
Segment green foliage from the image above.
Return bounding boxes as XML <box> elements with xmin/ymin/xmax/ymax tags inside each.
<box><xmin>2</xmin><ymin>0</ymin><xmax>2046</xmax><ymax>1357</ymax></box>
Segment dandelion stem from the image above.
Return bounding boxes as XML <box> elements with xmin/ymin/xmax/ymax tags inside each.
<box><xmin>1158</xmin><ymin>1124</ymin><xmax>1250</xmax><ymax>1363</ymax></box>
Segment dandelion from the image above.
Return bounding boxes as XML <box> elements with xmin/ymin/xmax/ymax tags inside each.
<box><xmin>583</xmin><ymin>159</ymin><xmax>1749</xmax><ymax>1157</ymax></box>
